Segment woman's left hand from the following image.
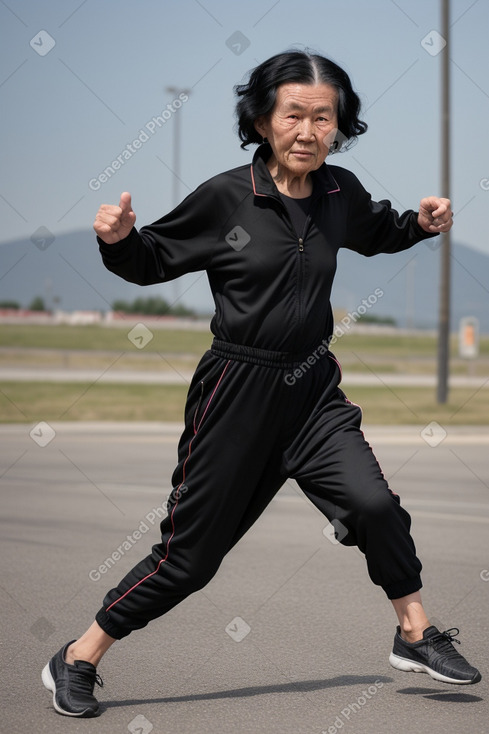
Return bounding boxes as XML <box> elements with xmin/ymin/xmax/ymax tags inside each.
<box><xmin>418</xmin><ymin>196</ymin><xmax>453</xmax><ymax>234</ymax></box>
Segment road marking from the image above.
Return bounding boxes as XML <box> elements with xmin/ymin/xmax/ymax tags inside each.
<box><xmin>409</xmin><ymin>510</ymin><xmax>489</xmax><ymax>524</ymax></box>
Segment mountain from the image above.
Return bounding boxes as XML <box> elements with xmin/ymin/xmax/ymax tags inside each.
<box><xmin>0</xmin><ymin>229</ymin><xmax>212</xmax><ymax>316</ymax></box>
<box><xmin>1</xmin><ymin>230</ymin><xmax>488</xmax><ymax>332</ymax></box>
<box><xmin>333</xmin><ymin>239</ymin><xmax>489</xmax><ymax>332</ymax></box>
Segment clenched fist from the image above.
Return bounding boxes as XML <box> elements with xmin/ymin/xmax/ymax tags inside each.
<box><xmin>93</xmin><ymin>192</ymin><xmax>136</xmax><ymax>244</ymax></box>
<box><xmin>417</xmin><ymin>196</ymin><xmax>453</xmax><ymax>234</ymax></box>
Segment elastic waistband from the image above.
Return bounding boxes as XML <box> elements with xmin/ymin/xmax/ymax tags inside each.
<box><xmin>211</xmin><ymin>338</ymin><xmax>330</xmax><ymax>368</ymax></box>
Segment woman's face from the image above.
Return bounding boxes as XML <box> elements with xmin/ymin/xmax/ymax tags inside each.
<box><xmin>255</xmin><ymin>82</ymin><xmax>339</xmax><ymax>178</ymax></box>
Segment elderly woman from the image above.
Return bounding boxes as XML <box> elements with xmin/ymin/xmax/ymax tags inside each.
<box><xmin>42</xmin><ymin>50</ymin><xmax>480</xmax><ymax>718</ymax></box>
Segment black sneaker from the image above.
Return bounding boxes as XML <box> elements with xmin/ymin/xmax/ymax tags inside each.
<box><xmin>389</xmin><ymin>625</ymin><xmax>481</xmax><ymax>685</ymax></box>
<box><xmin>42</xmin><ymin>640</ymin><xmax>103</xmax><ymax>717</ymax></box>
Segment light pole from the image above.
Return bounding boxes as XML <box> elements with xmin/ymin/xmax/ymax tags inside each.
<box><xmin>165</xmin><ymin>86</ymin><xmax>191</xmax><ymax>209</ymax></box>
<box><xmin>165</xmin><ymin>86</ymin><xmax>191</xmax><ymax>307</ymax></box>
<box><xmin>437</xmin><ymin>0</ymin><xmax>451</xmax><ymax>403</ymax></box>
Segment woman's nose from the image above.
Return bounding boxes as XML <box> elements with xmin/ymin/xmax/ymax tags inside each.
<box><xmin>296</xmin><ymin>119</ymin><xmax>315</xmax><ymax>140</ymax></box>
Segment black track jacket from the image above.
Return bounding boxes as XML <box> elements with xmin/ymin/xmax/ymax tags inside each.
<box><xmin>98</xmin><ymin>144</ymin><xmax>436</xmax><ymax>353</ymax></box>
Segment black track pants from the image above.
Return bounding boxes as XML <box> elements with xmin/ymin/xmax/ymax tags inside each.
<box><xmin>96</xmin><ymin>342</ymin><xmax>422</xmax><ymax>639</ymax></box>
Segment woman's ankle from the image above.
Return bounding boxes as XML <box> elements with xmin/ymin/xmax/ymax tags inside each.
<box><xmin>64</xmin><ymin>623</ymin><xmax>116</xmax><ymax>666</ymax></box>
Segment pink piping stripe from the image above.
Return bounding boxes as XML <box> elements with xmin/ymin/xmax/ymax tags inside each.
<box><xmin>195</xmin><ymin>361</ymin><xmax>231</xmax><ymax>432</ymax></box>
<box><xmin>250</xmin><ymin>165</ymin><xmax>268</xmax><ymax>197</ymax></box>
<box><xmin>328</xmin><ymin>352</ymin><xmax>343</xmax><ymax>383</ymax></box>
<box><xmin>329</xmin><ymin>352</ymin><xmax>363</xmax><ymax>411</ymax></box>
<box><xmin>105</xmin><ymin>360</ymin><xmax>232</xmax><ymax>613</ymax></box>
<box><xmin>327</xmin><ymin>173</ymin><xmax>341</xmax><ymax>194</ymax></box>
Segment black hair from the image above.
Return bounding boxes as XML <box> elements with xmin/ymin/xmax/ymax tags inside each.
<box><xmin>234</xmin><ymin>50</ymin><xmax>367</xmax><ymax>151</ymax></box>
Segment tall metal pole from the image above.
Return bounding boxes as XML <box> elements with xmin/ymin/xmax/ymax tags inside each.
<box><xmin>165</xmin><ymin>86</ymin><xmax>191</xmax><ymax>208</ymax></box>
<box><xmin>165</xmin><ymin>86</ymin><xmax>191</xmax><ymax>305</ymax></box>
<box><xmin>437</xmin><ymin>0</ymin><xmax>451</xmax><ymax>403</ymax></box>
<box><xmin>172</xmin><ymin>92</ymin><xmax>181</xmax><ymax>209</ymax></box>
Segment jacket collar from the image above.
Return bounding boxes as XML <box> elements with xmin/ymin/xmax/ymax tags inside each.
<box><xmin>250</xmin><ymin>143</ymin><xmax>341</xmax><ymax>200</ymax></box>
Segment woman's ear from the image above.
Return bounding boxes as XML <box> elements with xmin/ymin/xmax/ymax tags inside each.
<box><xmin>254</xmin><ymin>116</ymin><xmax>268</xmax><ymax>139</ymax></box>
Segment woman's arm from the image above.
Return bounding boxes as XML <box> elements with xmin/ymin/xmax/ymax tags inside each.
<box><xmin>94</xmin><ymin>180</ymin><xmax>222</xmax><ymax>286</ymax></box>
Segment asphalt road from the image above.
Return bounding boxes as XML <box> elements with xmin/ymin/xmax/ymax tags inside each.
<box><xmin>1</xmin><ymin>423</ymin><xmax>488</xmax><ymax>734</ymax></box>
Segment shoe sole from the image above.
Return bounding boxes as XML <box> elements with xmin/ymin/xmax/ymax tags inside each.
<box><xmin>389</xmin><ymin>652</ymin><xmax>481</xmax><ymax>685</ymax></box>
<box><xmin>41</xmin><ymin>663</ymin><xmax>99</xmax><ymax>717</ymax></box>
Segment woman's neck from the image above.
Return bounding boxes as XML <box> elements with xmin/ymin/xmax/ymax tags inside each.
<box><xmin>266</xmin><ymin>158</ymin><xmax>313</xmax><ymax>199</ymax></box>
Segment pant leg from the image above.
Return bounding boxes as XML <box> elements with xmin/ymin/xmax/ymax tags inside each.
<box><xmin>96</xmin><ymin>352</ymin><xmax>286</xmax><ymax>639</ymax></box>
<box><xmin>283</xmin><ymin>354</ymin><xmax>422</xmax><ymax>600</ymax></box>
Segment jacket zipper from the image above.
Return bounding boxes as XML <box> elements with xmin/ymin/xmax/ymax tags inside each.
<box><xmin>268</xmin><ymin>195</ymin><xmax>313</xmax><ymax>330</ymax></box>
<box><xmin>297</xmin><ymin>201</ymin><xmax>315</xmax><ymax>326</ymax></box>
<box><xmin>296</xmin><ymin>235</ymin><xmax>306</xmax><ymax>325</ymax></box>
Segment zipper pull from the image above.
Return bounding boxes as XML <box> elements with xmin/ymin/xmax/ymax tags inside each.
<box><xmin>298</xmin><ymin>237</ymin><xmax>304</xmax><ymax>252</ymax></box>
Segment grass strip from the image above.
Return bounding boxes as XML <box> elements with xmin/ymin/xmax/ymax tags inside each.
<box><xmin>1</xmin><ymin>324</ymin><xmax>488</xmax><ymax>355</ymax></box>
<box><xmin>1</xmin><ymin>381</ymin><xmax>488</xmax><ymax>425</ymax></box>
<box><xmin>0</xmin><ymin>324</ymin><xmax>213</xmax><ymax>354</ymax></box>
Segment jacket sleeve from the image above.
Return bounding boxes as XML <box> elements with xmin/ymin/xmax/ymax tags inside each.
<box><xmin>97</xmin><ymin>177</ymin><xmax>222</xmax><ymax>285</ymax></box>
<box><xmin>341</xmin><ymin>170</ymin><xmax>438</xmax><ymax>256</ymax></box>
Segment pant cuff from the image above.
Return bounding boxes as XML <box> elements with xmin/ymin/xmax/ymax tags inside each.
<box><xmin>384</xmin><ymin>575</ymin><xmax>422</xmax><ymax>600</ymax></box>
<box><xmin>95</xmin><ymin>608</ymin><xmax>132</xmax><ymax>640</ymax></box>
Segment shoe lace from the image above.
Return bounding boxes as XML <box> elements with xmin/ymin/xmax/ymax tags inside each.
<box><xmin>71</xmin><ymin>666</ymin><xmax>104</xmax><ymax>694</ymax></box>
<box><xmin>429</xmin><ymin>627</ymin><xmax>461</xmax><ymax>658</ymax></box>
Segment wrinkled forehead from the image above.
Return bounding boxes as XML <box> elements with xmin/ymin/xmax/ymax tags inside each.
<box><xmin>274</xmin><ymin>82</ymin><xmax>339</xmax><ymax>114</ymax></box>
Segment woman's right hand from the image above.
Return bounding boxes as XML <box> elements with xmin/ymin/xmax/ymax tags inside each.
<box><xmin>93</xmin><ymin>191</ymin><xmax>136</xmax><ymax>244</ymax></box>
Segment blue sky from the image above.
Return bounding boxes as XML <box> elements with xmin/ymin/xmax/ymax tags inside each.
<box><xmin>1</xmin><ymin>0</ymin><xmax>488</xmax><ymax>297</ymax></box>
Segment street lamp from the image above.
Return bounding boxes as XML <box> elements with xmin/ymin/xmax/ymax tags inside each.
<box><xmin>165</xmin><ymin>86</ymin><xmax>191</xmax><ymax>209</ymax></box>
<box><xmin>165</xmin><ymin>86</ymin><xmax>191</xmax><ymax>306</ymax></box>
<box><xmin>437</xmin><ymin>0</ymin><xmax>451</xmax><ymax>403</ymax></box>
